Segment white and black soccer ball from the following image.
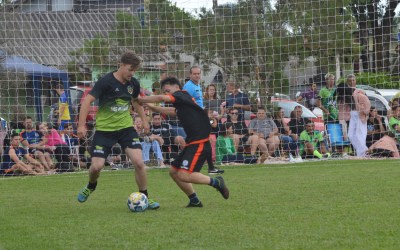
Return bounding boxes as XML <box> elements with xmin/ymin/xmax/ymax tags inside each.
<box><xmin>127</xmin><ymin>192</ymin><xmax>148</xmax><ymax>212</ymax></box>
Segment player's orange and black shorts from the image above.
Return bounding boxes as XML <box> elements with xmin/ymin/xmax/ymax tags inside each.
<box><xmin>171</xmin><ymin>138</ymin><xmax>211</xmax><ymax>173</ymax></box>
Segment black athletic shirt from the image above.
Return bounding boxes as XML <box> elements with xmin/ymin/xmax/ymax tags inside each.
<box><xmin>89</xmin><ymin>72</ymin><xmax>140</xmax><ymax>131</ymax></box>
<box><xmin>168</xmin><ymin>91</ymin><xmax>211</xmax><ymax>143</ymax></box>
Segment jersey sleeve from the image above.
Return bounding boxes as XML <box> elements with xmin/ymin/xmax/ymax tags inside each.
<box><xmin>89</xmin><ymin>78</ymin><xmax>108</xmax><ymax>99</ymax></box>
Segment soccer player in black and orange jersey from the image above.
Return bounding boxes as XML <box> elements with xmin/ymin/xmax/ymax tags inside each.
<box><xmin>139</xmin><ymin>77</ymin><xmax>229</xmax><ymax>207</ymax></box>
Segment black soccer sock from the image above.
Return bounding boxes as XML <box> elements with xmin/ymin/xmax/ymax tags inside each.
<box><xmin>209</xmin><ymin>177</ymin><xmax>219</xmax><ymax>188</ymax></box>
<box><xmin>87</xmin><ymin>181</ymin><xmax>97</xmax><ymax>191</ymax></box>
<box><xmin>188</xmin><ymin>193</ymin><xmax>200</xmax><ymax>204</ymax></box>
<box><xmin>139</xmin><ymin>190</ymin><xmax>149</xmax><ymax>198</ymax></box>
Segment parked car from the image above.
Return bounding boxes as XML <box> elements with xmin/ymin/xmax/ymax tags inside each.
<box><xmin>271</xmin><ymin>99</ymin><xmax>325</xmax><ymax>131</ymax></box>
<box><xmin>374</xmin><ymin>89</ymin><xmax>399</xmax><ymax>102</ymax></box>
<box><xmin>69</xmin><ymin>85</ymin><xmax>98</xmax><ymax>123</ymax></box>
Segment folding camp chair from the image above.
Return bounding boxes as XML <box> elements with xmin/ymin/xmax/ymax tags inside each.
<box><xmin>326</xmin><ymin>123</ymin><xmax>351</xmax><ymax>155</ymax></box>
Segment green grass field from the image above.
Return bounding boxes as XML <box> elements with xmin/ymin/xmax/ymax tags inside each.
<box><xmin>1</xmin><ymin>159</ymin><xmax>400</xmax><ymax>249</ymax></box>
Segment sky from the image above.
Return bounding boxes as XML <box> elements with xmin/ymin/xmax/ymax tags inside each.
<box><xmin>169</xmin><ymin>0</ymin><xmax>238</xmax><ymax>13</ymax></box>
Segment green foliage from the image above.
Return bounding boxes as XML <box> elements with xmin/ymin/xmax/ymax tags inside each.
<box><xmin>336</xmin><ymin>72</ymin><xmax>400</xmax><ymax>88</ymax></box>
<box><xmin>1</xmin><ymin>160</ymin><xmax>400</xmax><ymax>249</ymax></box>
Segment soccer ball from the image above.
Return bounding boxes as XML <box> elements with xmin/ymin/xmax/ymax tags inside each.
<box><xmin>127</xmin><ymin>192</ymin><xmax>148</xmax><ymax>212</ymax></box>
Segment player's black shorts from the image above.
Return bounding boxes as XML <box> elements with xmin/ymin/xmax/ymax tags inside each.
<box><xmin>171</xmin><ymin>139</ymin><xmax>211</xmax><ymax>173</ymax></box>
<box><xmin>91</xmin><ymin>127</ymin><xmax>142</xmax><ymax>159</ymax></box>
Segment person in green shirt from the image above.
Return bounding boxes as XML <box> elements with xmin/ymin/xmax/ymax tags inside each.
<box><xmin>76</xmin><ymin>51</ymin><xmax>159</xmax><ymax>209</ymax></box>
<box><xmin>216</xmin><ymin>122</ymin><xmax>257</xmax><ymax>165</ymax></box>
<box><xmin>389</xmin><ymin>105</ymin><xmax>400</xmax><ymax>141</ymax></box>
<box><xmin>299</xmin><ymin>120</ymin><xmax>330</xmax><ymax>159</ymax></box>
<box><xmin>317</xmin><ymin>73</ymin><xmax>338</xmax><ymax>123</ymax></box>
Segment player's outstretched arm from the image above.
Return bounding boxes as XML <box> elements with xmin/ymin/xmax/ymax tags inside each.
<box><xmin>139</xmin><ymin>94</ymin><xmax>172</xmax><ymax>104</ymax></box>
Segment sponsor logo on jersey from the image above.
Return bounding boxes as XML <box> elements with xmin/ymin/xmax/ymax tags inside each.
<box><xmin>93</xmin><ymin>145</ymin><xmax>104</xmax><ymax>154</ymax></box>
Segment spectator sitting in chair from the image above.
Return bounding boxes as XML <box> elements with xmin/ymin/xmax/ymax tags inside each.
<box><xmin>299</xmin><ymin>120</ymin><xmax>330</xmax><ymax>159</ymax></box>
<box><xmin>366</xmin><ymin>107</ymin><xmax>385</xmax><ymax>148</ymax></box>
<box><xmin>134</xmin><ymin>116</ymin><xmax>165</xmax><ymax>168</ymax></box>
<box><xmin>248</xmin><ymin>106</ymin><xmax>280</xmax><ymax>158</ymax></box>
<box><xmin>288</xmin><ymin>106</ymin><xmax>309</xmax><ymax>136</ymax></box>
<box><xmin>150</xmin><ymin>112</ymin><xmax>185</xmax><ymax>162</ymax></box>
<box><xmin>273</xmin><ymin>107</ymin><xmax>299</xmax><ymax>155</ymax></box>
<box><xmin>61</xmin><ymin>123</ymin><xmax>88</xmax><ymax>169</ymax></box>
<box><xmin>38</xmin><ymin>122</ymin><xmax>72</xmax><ymax>171</ymax></box>
<box><xmin>20</xmin><ymin>116</ymin><xmax>54</xmax><ymax>171</ymax></box>
<box><xmin>216</xmin><ymin>122</ymin><xmax>258</xmax><ymax>165</ymax></box>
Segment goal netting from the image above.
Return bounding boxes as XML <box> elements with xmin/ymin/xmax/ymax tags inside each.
<box><xmin>0</xmin><ymin>0</ymin><xmax>399</xmax><ymax>173</ymax></box>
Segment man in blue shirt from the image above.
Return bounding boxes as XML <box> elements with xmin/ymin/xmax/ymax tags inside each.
<box><xmin>225</xmin><ymin>81</ymin><xmax>251</xmax><ymax>121</ymax></box>
<box><xmin>183</xmin><ymin>66</ymin><xmax>203</xmax><ymax>108</ymax></box>
<box><xmin>182</xmin><ymin>66</ymin><xmax>223</xmax><ymax>174</ymax></box>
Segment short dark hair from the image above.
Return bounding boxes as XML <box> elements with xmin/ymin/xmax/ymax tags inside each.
<box><xmin>11</xmin><ymin>132</ymin><xmax>20</xmax><ymax>138</ymax></box>
<box><xmin>160</xmin><ymin>77</ymin><xmax>182</xmax><ymax>90</ymax></box>
<box><xmin>152</xmin><ymin>112</ymin><xmax>161</xmax><ymax>118</ymax></box>
<box><xmin>63</xmin><ymin>123</ymin><xmax>73</xmax><ymax>129</ymax></box>
<box><xmin>219</xmin><ymin>122</ymin><xmax>233</xmax><ymax>136</ymax></box>
<box><xmin>54</xmin><ymin>82</ymin><xmax>64</xmax><ymax>90</ymax></box>
<box><xmin>120</xmin><ymin>51</ymin><xmax>142</xmax><ymax>68</ymax></box>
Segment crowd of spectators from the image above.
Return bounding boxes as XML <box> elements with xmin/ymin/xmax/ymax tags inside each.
<box><xmin>1</xmin><ymin>70</ymin><xmax>400</xmax><ymax>176</ymax></box>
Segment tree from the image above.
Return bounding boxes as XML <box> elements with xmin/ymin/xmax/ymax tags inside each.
<box><xmin>351</xmin><ymin>0</ymin><xmax>399</xmax><ymax>73</ymax></box>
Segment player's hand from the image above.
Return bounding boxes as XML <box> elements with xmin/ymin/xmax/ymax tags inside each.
<box><xmin>77</xmin><ymin>125</ymin><xmax>87</xmax><ymax>139</ymax></box>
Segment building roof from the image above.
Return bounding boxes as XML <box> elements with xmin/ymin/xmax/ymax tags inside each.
<box><xmin>0</xmin><ymin>11</ymin><xmax>117</xmax><ymax>67</ymax></box>
<box><xmin>0</xmin><ymin>10</ymin><xmax>175</xmax><ymax>69</ymax></box>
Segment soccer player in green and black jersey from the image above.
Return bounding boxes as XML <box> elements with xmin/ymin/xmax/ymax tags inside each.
<box><xmin>76</xmin><ymin>51</ymin><xmax>159</xmax><ymax>209</ymax></box>
<box><xmin>139</xmin><ymin>77</ymin><xmax>229</xmax><ymax>208</ymax></box>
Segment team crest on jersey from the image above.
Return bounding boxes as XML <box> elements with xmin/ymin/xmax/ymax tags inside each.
<box><xmin>127</xmin><ymin>85</ymin><xmax>133</xmax><ymax>95</ymax></box>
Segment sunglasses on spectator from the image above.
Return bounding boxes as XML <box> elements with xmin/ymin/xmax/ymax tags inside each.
<box><xmin>230</xmin><ymin>112</ymin><xmax>238</xmax><ymax>115</ymax></box>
